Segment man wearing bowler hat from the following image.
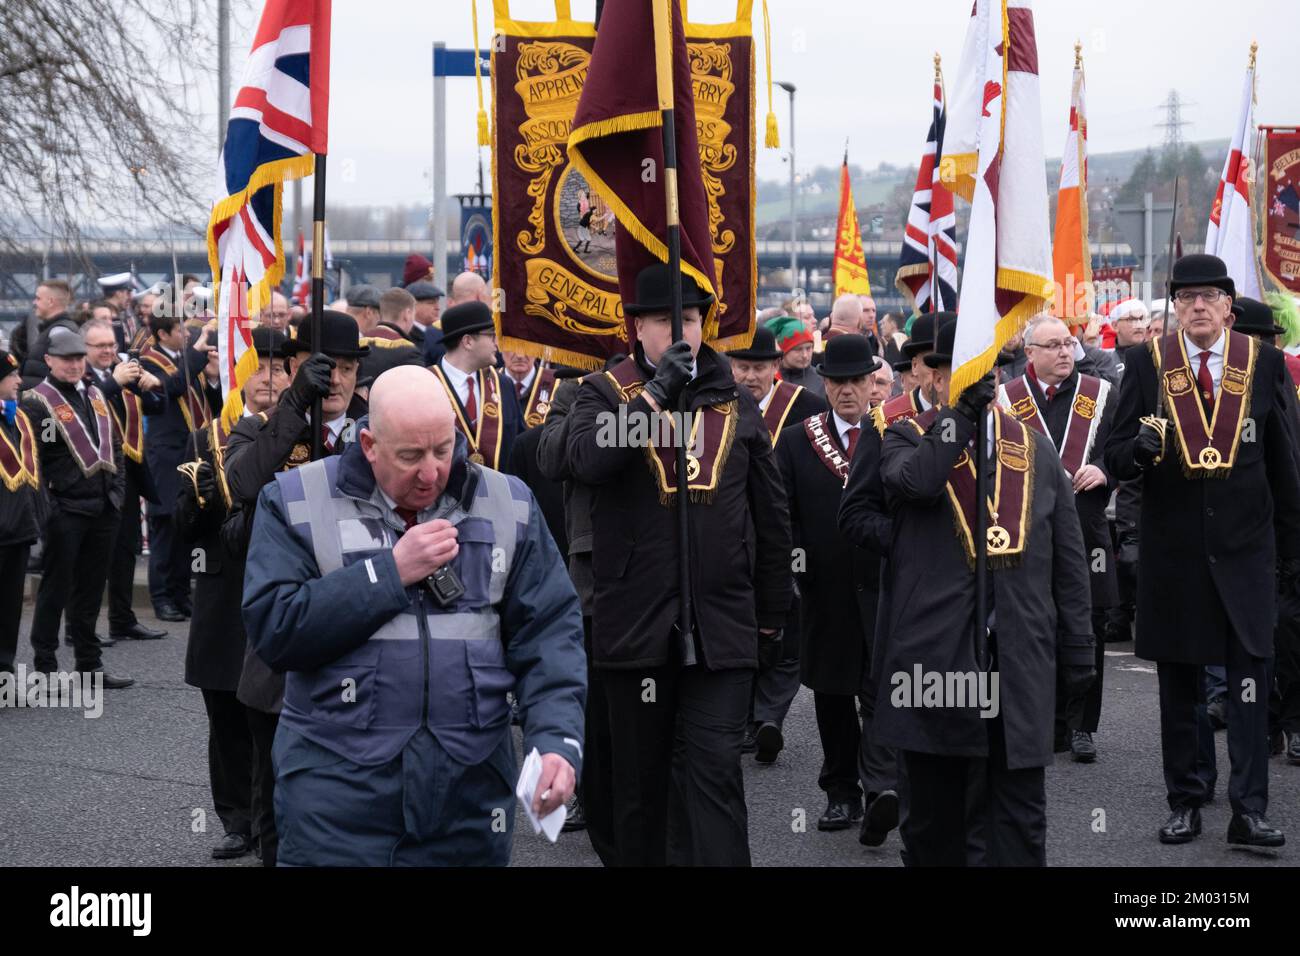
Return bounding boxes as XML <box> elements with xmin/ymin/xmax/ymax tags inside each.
<box><xmin>566</xmin><ymin>262</ymin><xmax>792</xmax><ymax>866</ymax></box>
<box><xmin>428</xmin><ymin>301</ymin><xmax>522</xmax><ymax>473</ymax></box>
<box><xmin>779</xmin><ymin>334</ymin><xmax>899</xmax><ymax>842</ymax></box>
<box><xmin>726</xmin><ymin>324</ymin><xmax>825</xmax><ymax>762</ymax></box>
<box><xmin>872</xmin><ymin>311</ymin><xmax>949</xmax><ymax>436</ymax></box>
<box><xmin>1105</xmin><ymin>254</ymin><xmax>1300</xmax><ymax>847</ymax></box>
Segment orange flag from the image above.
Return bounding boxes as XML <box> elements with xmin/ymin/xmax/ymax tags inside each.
<box><xmin>833</xmin><ymin>154</ymin><xmax>871</xmax><ymax>297</ymax></box>
<box><xmin>1052</xmin><ymin>43</ymin><xmax>1090</xmax><ymax>325</ymax></box>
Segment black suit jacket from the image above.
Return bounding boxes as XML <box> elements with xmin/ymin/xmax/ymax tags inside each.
<box><xmin>777</xmin><ymin>413</ymin><xmax>879</xmax><ymax>695</ymax></box>
<box><xmin>1103</xmin><ymin>334</ymin><xmax>1300</xmax><ymax>662</ymax></box>
<box><xmin>139</xmin><ymin>343</ymin><xmax>210</xmax><ymax>507</ymax></box>
<box><xmin>90</xmin><ymin>366</ymin><xmax>165</xmax><ymax>504</ymax></box>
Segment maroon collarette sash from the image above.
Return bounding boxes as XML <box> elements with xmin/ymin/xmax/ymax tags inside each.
<box><xmin>1157</xmin><ymin>330</ymin><xmax>1256</xmax><ymax>477</ymax></box>
<box><xmin>30</xmin><ymin>382</ymin><xmax>116</xmax><ymax>477</ymax></box>
<box><xmin>0</xmin><ymin>410</ymin><xmax>40</xmax><ymax>491</ymax></box>
<box><xmin>522</xmin><ymin>366</ymin><xmax>558</xmax><ymax>428</ymax></box>
<box><xmin>871</xmin><ymin>388</ymin><xmax>922</xmax><ymax>436</ymax></box>
<box><xmin>362</xmin><ymin>324</ymin><xmax>419</xmax><ymax>350</ymax></box>
<box><xmin>998</xmin><ymin>373</ymin><xmax>1108</xmax><ymax>477</ymax></box>
<box><xmin>763</xmin><ymin>381</ymin><xmax>804</xmax><ymax>445</ymax></box>
<box><xmin>429</xmin><ymin>365</ymin><xmax>505</xmax><ymax>469</ymax></box>
<box><xmin>140</xmin><ymin>345</ymin><xmax>212</xmax><ymax>432</ymax></box>
<box><xmin>108</xmin><ymin>388</ymin><xmax>145</xmax><ymax>464</ymax></box>
<box><xmin>803</xmin><ymin>413</ymin><xmax>851</xmax><ymax>486</ymax></box>
<box><xmin>906</xmin><ymin>407</ymin><xmax>1035</xmax><ymax>568</ymax></box>
<box><xmin>604</xmin><ymin>359</ymin><xmax>737</xmax><ymax>505</ymax></box>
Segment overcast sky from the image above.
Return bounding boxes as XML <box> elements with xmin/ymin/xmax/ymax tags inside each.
<box><xmin>228</xmin><ymin>0</ymin><xmax>1300</xmax><ymax>209</ymax></box>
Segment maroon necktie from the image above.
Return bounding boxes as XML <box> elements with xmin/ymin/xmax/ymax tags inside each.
<box><xmin>395</xmin><ymin>507</ymin><xmax>418</xmax><ymax>530</ymax></box>
<box><xmin>1045</xmin><ymin>384</ymin><xmax>1057</xmax><ymax>400</ymax></box>
<box><xmin>322</xmin><ymin>425</ymin><xmax>334</xmax><ymax>453</ymax></box>
<box><xmin>1197</xmin><ymin>350</ymin><xmax>1215</xmax><ymax>413</ymax></box>
<box><xmin>845</xmin><ymin>425</ymin><xmax>860</xmax><ymax>458</ymax></box>
<box><xmin>465</xmin><ymin>376</ymin><xmax>477</xmax><ymax>423</ymax></box>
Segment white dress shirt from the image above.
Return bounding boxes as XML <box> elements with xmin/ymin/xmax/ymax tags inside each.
<box><xmin>440</xmin><ymin>358</ymin><xmax>476</xmax><ymax>421</ymax></box>
<box><xmin>759</xmin><ymin>381</ymin><xmax>777</xmax><ymax>413</ymax></box>
<box><xmin>509</xmin><ymin>365</ymin><xmax>536</xmax><ymax>398</ymax></box>
<box><xmin>1183</xmin><ymin>330</ymin><xmax>1225</xmax><ymax>393</ymax></box>
<box><xmin>832</xmin><ymin>411</ymin><xmax>859</xmax><ymax>449</ymax></box>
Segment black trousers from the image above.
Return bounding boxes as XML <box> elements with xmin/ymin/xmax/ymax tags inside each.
<box><xmin>814</xmin><ymin>691</ymin><xmax>863</xmax><ymax>803</ymax></box>
<box><xmin>0</xmin><ymin>542</ymin><xmax>31</xmax><ymax>673</ymax></box>
<box><xmin>107</xmin><ymin>472</ymin><xmax>144</xmax><ymax>632</ymax></box>
<box><xmin>603</xmin><ymin>663</ymin><xmax>751</xmax><ymax>866</ymax></box>
<box><xmin>146</xmin><ymin>510</ymin><xmax>191</xmax><ymax>611</ymax></box>
<box><xmin>29</xmin><ymin>509</ymin><xmax>115</xmax><ymax>672</ymax></box>
<box><xmin>1157</xmin><ymin>639</ymin><xmax>1270</xmax><ymax>817</ymax></box>
<box><xmin>201</xmin><ymin>688</ymin><xmax>254</xmax><ymax>839</ymax></box>
<box><xmin>246</xmin><ymin>706</ymin><xmax>280</xmax><ymax>867</ymax></box>
<box><xmin>1057</xmin><ymin>609</ymin><xmax>1108</xmax><ymax>738</ymax></box>
<box><xmin>580</xmin><ymin>617</ymin><xmax>618</xmax><ymax>866</ymax></box>
<box><xmin>1271</xmin><ymin>589</ymin><xmax>1300</xmax><ymax>734</ymax></box>
<box><xmin>900</xmin><ymin>713</ymin><xmax>1047</xmax><ymax>867</ymax></box>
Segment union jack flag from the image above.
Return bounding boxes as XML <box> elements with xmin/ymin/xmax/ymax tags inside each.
<box><xmin>207</xmin><ymin>0</ymin><xmax>331</xmax><ymax>427</ymax></box>
<box><xmin>895</xmin><ymin>62</ymin><xmax>958</xmax><ymax>315</ymax></box>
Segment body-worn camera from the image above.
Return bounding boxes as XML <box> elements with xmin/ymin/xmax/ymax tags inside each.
<box><xmin>425</xmin><ymin>565</ymin><xmax>466</xmax><ymax>607</ymax></box>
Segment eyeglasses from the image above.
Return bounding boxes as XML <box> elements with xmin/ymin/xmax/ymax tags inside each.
<box><xmin>1173</xmin><ymin>289</ymin><xmax>1227</xmax><ymax>305</ymax></box>
<box><xmin>1026</xmin><ymin>338</ymin><xmax>1077</xmax><ymax>353</ymax></box>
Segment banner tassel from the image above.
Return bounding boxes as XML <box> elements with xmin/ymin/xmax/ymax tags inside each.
<box><xmin>472</xmin><ymin>0</ymin><xmax>490</xmax><ymax>146</ymax></box>
<box><xmin>762</xmin><ymin>0</ymin><xmax>779</xmax><ymax>148</ymax></box>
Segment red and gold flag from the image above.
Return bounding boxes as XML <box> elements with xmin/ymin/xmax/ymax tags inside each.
<box><xmin>1262</xmin><ymin>125</ymin><xmax>1300</xmax><ymax>295</ymax></box>
<box><xmin>832</xmin><ymin>154</ymin><xmax>871</xmax><ymax>298</ymax></box>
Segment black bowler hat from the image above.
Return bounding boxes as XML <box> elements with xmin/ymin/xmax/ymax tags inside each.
<box><xmin>1169</xmin><ymin>254</ymin><xmax>1236</xmax><ymax>299</ymax></box>
<box><xmin>1231</xmin><ymin>297</ymin><xmax>1285</xmax><ymax>338</ymax></box>
<box><xmin>440</xmin><ymin>301</ymin><xmax>495</xmax><ymax>347</ymax></box>
<box><xmin>622</xmin><ymin>263</ymin><xmax>714</xmax><ymax>316</ymax></box>
<box><xmin>250</xmin><ymin>327</ymin><xmax>288</xmax><ymax>359</ymax></box>
<box><xmin>289</xmin><ymin>310</ymin><xmax>371</xmax><ymax>358</ymax></box>
<box><xmin>816</xmin><ymin>333</ymin><xmax>880</xmax><ymax>379</ymax></box>
<box><xmin>2</xmin><ymin>349</ymin><xmax>18</xmax><ymax>378</ymax></box>
<box><xmin>923</xmin><ymin>314</ymin><xmax>960</xmax><ymax>368</ymax></box>
<box><xmin>725</xmin><ymin>326</ymin><xmax>783</xmax><ymax>362</ymax></box>
<box><xmin>891</xmin><ymin>357</ymin><xmax>913</xmax><ymax>374</ymax></box>
<box><xmin>552</xmin><ymin>364</ymin><xmax>586</xmax><ymax>380</ymax></box>
<box><xmin>903</xmin><ymin>311</ymin><xmax>955</xmax><ymax>358</ymax></box>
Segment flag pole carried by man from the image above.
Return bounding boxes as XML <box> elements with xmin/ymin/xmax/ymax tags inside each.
<box><xmin>1052</xmin><ymin>41</ymin><xmax>1091</xmax><ymax>326</ymax></box>
<box><xmin>208</xmin><ymin>0</ymin><xmax>332</xmax><ymax>453</ymax></box>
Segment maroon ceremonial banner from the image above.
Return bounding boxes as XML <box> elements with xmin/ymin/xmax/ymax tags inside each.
<box><xmin>491</xmin><ymin>0</ymin><xmax>758</xmax><ymax>369</ymax></box>
<box><xmin>1262</xmin><ymin>126</ymin><xmax>1300</xmax><ymax>294</ymax></box>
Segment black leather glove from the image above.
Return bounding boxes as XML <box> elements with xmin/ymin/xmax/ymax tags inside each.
<box><xmin>1061</xmin><ymin>664</ymin><xmax>1097</xmax><ymax>700</ymax></box>
<box><xmin>757</xmin><ymin>628</ymin><xmax>783</xmax><ymax>670</ymax></box>
<box><xmin>284</xmin><ymin>352</ymin><xmax>335</xmax><ymax>415</ymax></box>
<box><xmin>643</xmin><ymin>340</ymin><xmax>694</xmax><ymax>409</ymax></box>
<box><xmin>194</xmin><ymin>461</ymin><xmax>217</xmax><ymax>506</ymax></box>
<box><xmin>1133</xmin><ymin>418</ymin><xmax>1166</xmax><ymax>470</ymax></box>
<box><xmin>952</xmin><ymin>371</ymin><xmax>997</xmax><ymax>425</ymax></box>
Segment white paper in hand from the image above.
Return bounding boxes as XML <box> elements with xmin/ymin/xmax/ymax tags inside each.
<box><xmin>515</xmin><ymin>747</ymin><xmax>566</xmax><ymax>842</ymax></box>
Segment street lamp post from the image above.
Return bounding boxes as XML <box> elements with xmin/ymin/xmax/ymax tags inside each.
<box><xmin>776</xmin><ymin>81</ymin><xmax>796</xmax><ymax>296</ymax></box>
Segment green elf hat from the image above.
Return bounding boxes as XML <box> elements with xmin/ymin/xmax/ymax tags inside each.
<box><xmin>765</xmin><ymin>315</ymin><xmax>814</xmax><ymax>353</ymax></box>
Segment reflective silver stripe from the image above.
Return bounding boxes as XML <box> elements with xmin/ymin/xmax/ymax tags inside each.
<box><xmin>286</xmin><ymin>498</ymin><xmax>312</xmax><ymax>527</ymax></box>
<box><xmin>366</xmin><ymin>610</ymin><xmax>497</xmax><ymax>641</ymax></box>
<box><xmin>473</xmin><ymin>470</ymin><xmax>519</xmax><ymax>604</ymax></box>
<box><xmin>298</xmin><ymin>461</ymin><xmax>345</xmax><ymax>574</ymax></box>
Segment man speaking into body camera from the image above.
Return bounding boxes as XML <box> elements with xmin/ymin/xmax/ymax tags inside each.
<box><xmin>241</xmin><ymin>366</ymin><xmax>587</xmax><ymax>866</ymax></box>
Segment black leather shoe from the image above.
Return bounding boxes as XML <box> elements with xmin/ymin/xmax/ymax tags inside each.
<box><xmin>561</xmin><ymin>794</ymin><xmax>587</xmax><ymax>833</ymax></box>
<box><xmin>154</xmin><ymin>603</ymin><xmax>186</xmax><ymax>622</ymax></box>
<box><xmin>212</xmin><ymin>832</ymin><xmax>252</xmax><ymax>860</ymax></box>
<box><xmin>754</xmin><ymin>721</ymin><xmax>783</xmax><ymax>765</ymax></box>
<box><xmin>176</xmin><ymin>602</ymin><xmax>193</xmax><ymax>619</ymax></box>
<box><xmin>1158</xmin><ymin>806</ymin><xmax>1202</xmax><ymax>844</ymax></box>
<box><xmin>1206</xmin><ymin>696</ymin><xmax>1227</xmax><ymax>730</ymax></box>
<box><xmin>111</xmin><ymin>623</ymin><xmax>166</xmax><ymax>641</ymax></box>
<box><xmin>94</xmin><ymin>633</ymin><xmax>119</xmax><ymax>647</ymax></box>
<box><xmin>1286</xmin><ymin>731</ymin><xmax>1300</xmax><ymax>766</ymax></box>
<box><xmin>1227</xmin><ymin>813</ymin><xmax>1285</xmax><ymax>848</ymax></box>
<box><xmin>817</xmin><ymin>799</ymin><xmax>861</xmax><ymax>832</ymax></box>
<box><xmin>86</xmin><ymin>671</ymin><xmax>135</xmax><ymax>690</ymax></box>
<box><xmin>859</xmin><ymin>790</ymin><xmax>900</xmax><ymax>847</ymax></box>
<box><xmin>741</xmin><ymin>724</ymin><xmax>758</xmax><ymax>754</ymax></box>
<box><xmin>1070</xmin><ymin>730</ymin><xmax>1098</xmax><ymax>763</ymax></box>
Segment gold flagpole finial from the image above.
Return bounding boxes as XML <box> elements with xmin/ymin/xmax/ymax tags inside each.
<box><xmin>1074</xmin><ymin>40</ymin><xmax>1082</xmax><ymax>67</ymax></box>
<box><xmin>1249</xmin><ymin>40</ymin><xmax>1258</xmax><ymax>68</ymax></box>
<box><xmin>934</xmin><ymin>51</ymin><xmax>941</xmax><ymax>76</ymax></box>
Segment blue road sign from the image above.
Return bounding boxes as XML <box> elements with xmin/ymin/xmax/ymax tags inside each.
<box><xmin>433</xmin><ymin>48</ymin><xmax>490</xmax><ymax>78</ymax></box>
